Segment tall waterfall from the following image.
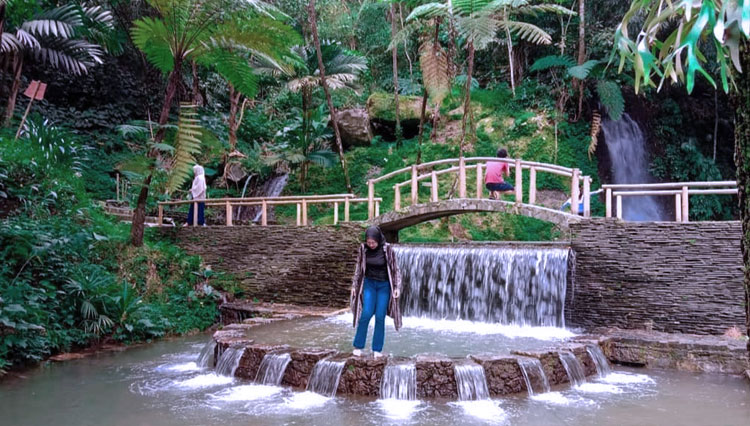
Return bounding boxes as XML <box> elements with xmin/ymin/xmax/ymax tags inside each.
<box><xmin>395</xmin><ymin>245</ymin><xmax>569</xmax><ymax>327</ymax></box>
<box><xmin>558</xmin><ymin>352</ymin><xmax>586</xmax><ymax>387</ymax></box>
<box><xmin>586</xmin><ymin>345</ymin><xmax>611</xmax><ymax>378</ymax></box>
<box><xmin>196</xmin><ymin>339</ymin><xmax>216</xmax><ymax>368</ymax></box>
<box><xmin>215</xmin><ymin>347</ymin><xmax>245</xmax><ymax>376</ymax></box>
<box><xmin>601</xmin><ymin>114</ymin><xmax>665</xmax><ymax>221</ymax></box>
<box><xmin>306</xmin><ymin>359</ymin><xmax>345</xmax><ymax>397</ymax></box>
<box><xmin>454</xmin><ymin>364</ymin><xmax>490</xmax><ymax>400</ymax></box>
<box><xmin>255</xmin><ymin>353</ymin><xmax>292</xmax><ymax>386</ymax></box>
<box><xmin>517</xmin><ymin>358</ymin><xmax>550</xmax><ymax>396</ymax></box>
<box><xmin>251</xmin><ymin>173</ymin><xmax>289</xmax><ymax>223</ymax></box>
<box><xmin>380</xmin><ymin>364</ymin><xmax>417</xmax><ymax>400</ymax></box>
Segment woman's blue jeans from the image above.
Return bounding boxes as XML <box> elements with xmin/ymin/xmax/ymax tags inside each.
<box><xmin>186</xmin><ymin>201</ymin><xmax>205</xmax><ymax>225</ymax></box>
<box><xmin>353</xmin><ymin>277</ymin><xmax>390</xmax><ymax>352</ymax></box>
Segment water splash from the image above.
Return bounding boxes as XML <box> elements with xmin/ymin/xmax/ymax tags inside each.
<box><xmin>517</xmin><ymin>358</ymin><xmax>550</xmax><ymax>396</ymax></box>
<box><xmin>196</xmin><ymin>339</ymin><xmax>217</xmax><ymax>368</ymax></box>
<box><xmin>306</xmin><ymin>359</ymin><xmax>345</xmax><ymax>397</ymax></box>
<box><xmin>601</xmin><ymin>114</ymin><xmax>665</xmax><ymax>221</ymax></box>
<box><xmin>255</xmin><ymin>353</ymin><xmax>292</xmax><ymax>386</ymax></box>
<box><xmin>396</xmin><ymin>245</ymin><xmax>569</xmax><ymax>326</ymax></box>
<box><xmin>210</xmin><ymin>385</ymin><xmax>282</xmax><ymax>402</ymax></box>
<box><xmin>252</xmin><ymin>173</ymin><xmax>289</xmax><ymax>223</ymax></box>
<box><xmin>558</xmin><ymin>352</ymin><xmax>586</xmax><ymax>387</ymax></box>
<box><xmin>586</xmin><ymin>345</ymin><xmax>611</xmax><ymax>378</ymax></box>
<box><xmin>215</xmin><ymin>346</ymin><xmax>245</xmax><ymax>377</ymax></box>
<box><xmin>380</xmin><ymin>364</ymin><xmax>417</xmax><ymax>400</ymax></box>
<box><xmin>454</xmin><ymin>363</ymin><xmax>490</xmax><ymax>401</ymax></box>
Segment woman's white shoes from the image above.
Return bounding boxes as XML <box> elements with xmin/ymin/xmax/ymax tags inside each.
<box><xmin>373</xmin><ymin>351</ymin><xmax>384</xmax><ymax>358</ymax></box>
<box><xmin>352</xmin><ymin>349</ymin><xmax>362</xmax><ymax>356</ymax></box>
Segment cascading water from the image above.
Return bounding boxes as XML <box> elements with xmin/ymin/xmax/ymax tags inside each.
<box><xmin>395</xmin><ymin>245</ymin><xmax>569</xmax><ymax>327</ymax></box>
<box><xmin>255</xmin><ymin>353</ymin><xmax>292</xmax><ymax>386</ymax></box>
<box><xmin>215</xmin><ymin>347</ymin><xmax>245</xmax><ymax>377</ymax></box>
<box><xmin>380</xmin><ymin>364</ymin><xmax>417</xmax><ymax>400</ymax></box>
<box><xmin>454</xmin><ymin>364</ymin><xmax>490</xmax><ymax>401</ymax></box>
<box><xmin>251</xmin><ymin>173</ymin><xmax>289</xmax><ymax>223</ymax></box>
<box><xmin>601</xmin><ymin>114</ymin><xmax>665</xmax><ymax>221</ymax></box>
<box><xmin>517</xmin><ymin>358</ymin><xmax>550</xmax><ymax>396</ymax></box>
<box><xmin>559</xmin><ymin>352</ymin><xmax>586</xmax><ymax>387</ymax></box>
<box><xmin>586</xmin><ymin>345</ymin><xmax>611</xmax><ymax>378</ymax></box>
<box><xmin>196</xmin><ymin>339</ymin><xmax>217</xmax><ymax>368</ymax></box>
<box><xmin>306</xmin><ymin>359</ymin><xmax>345</xmax><ymax>397</ymax></box>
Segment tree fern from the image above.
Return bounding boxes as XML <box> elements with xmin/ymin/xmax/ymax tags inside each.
<box><xmin>166</xmin><ymin>104</ymin><xmax>203</xmax><ymax>194</ymax></box>
<box><xmin>500</xmin><ymin>20</ymin><xmax>552</xmax><ymax>45</ymax></box>
<box><xmin>419</xmin><ymin>40</ymin><xmax>451</xmax><ymax>108</ymax></box>
<box><xmin>530</xmin><ymin>55</ymin><xmax>576</xmax><ymax>72</ymax></box>
<box><xmin>568</xmin><ymin>59</ymin><xmax>600</xmax><ymax>80</ymax></box>
<box><xmin>596</xmin><ymin>79</ymin><xmax>625</xmax><ymax>121</ymax></box>
<box><xmin>130</xmin><ymin>17</ymin><xmax>174</xmax><ymax>73</ymax></box>
<box><xmin>589</xmin><ymin>110</ymin><xmax>602</xmax><ymax>159</ymax></box>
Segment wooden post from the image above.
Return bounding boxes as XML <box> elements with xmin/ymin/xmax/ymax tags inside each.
<box><xmin>226</xmin><ymin>201</ymin><xmax>233</xmax><ymax>226</ymax></box>
<box><xmin>431</xmin><ymin>171</ymin><xmax>438</xmax><ymax>202</ymax></box>
<box><xmin>529</xmin><ymin>167</ymin><xmax>537</xmax><ymax>205</ymax></box>
<box><xmin>394</xmin><ymin>186</ymin><xmax>401</xmax><ymax>210</ymax></box>
<box><xmin>302</xmin><ymin>198</ymin><xmax>308</xmax><ymax>226</ymax></box>
<box><xmin>296</xmin><ymin>203</ymin><xmax>301</xmax><ymax>226</ymax></box>
<box><xmin>333</xmin><ymin>202</ymin><xmax>339</xmax><ymax>225</ymax></box>
<box><xmin>514</xmin><ymin>159</ymin><xmax>523</xmax><ymax>204</ymax></box>
<box><xmin>411</xmin><ymin>165</ymin><xmax>418</xmax><ymax>205</ymax></box>
<box><xmin>571</xmin><ymin>168</ymin><xmax>580</xmax><ymax>215</ymax></box>
<box><xmin>157</xmin><ymin>204</ymin><xmax>163</xmax><ymax>227</ymax></box>
<box><xmin>583</xmin><ymin>176</ymin><xmax>591</xmax><ymax>218</ymax></box>
<box><xmin>261</xmin><ymin>200</ymin><xmax>268</xmax><ymax>226</ymax></box>
<box><xmin>675</xmin><ymin>194</ymin><xmax>682</xmax><ymax>222</ymax></box>
<box><xmin>475</xmin><ymin>164</ymin><xmax>483</xmax><ymax>199</ymax></box>
<box><xmin>605</xmin><ymin>188</ymin><xmax>612</xmax><ymax>218</ymax></box>
<box><xmin>368</xmin><ymin>180</ymin><xmax>375</xmax><ymax>220</ymax></box>
<box><xmin>375</xmin><ymin>200</ymin><xmax>380</xmax><ymax>217</ymax></box>
<box><xmin>681</xmin><ymin>186</ymin><xmax>689</xmax><ymax>223</ymax></box>
<box><xmin>459</xmin><ymin>157</ymin><xmax>466</xmax><ymax>198</ymax></box>
<box><xmin>616</xmin><ymin>195</ymin><xmax>622</xmax><ymax>220</ymax></box>
<box><xmin>344</xmin><ymin>198</ymin><xmax>350</xmax><ymax>222</ymax></box>
<box><xmin>193</xmin><ymin>202</ymin><xmax>198</xmax><ymax>226</ymax></box>
<box><xmin>116</xmin><ymin>173</ymin><xmax>120</xmax><ymax>202</ymax></box>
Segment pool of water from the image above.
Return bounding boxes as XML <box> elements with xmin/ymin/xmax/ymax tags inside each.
<box><xmin>241</xmin><ymin>314</ymin><xmax>576</xmax><ymax>357</ymax></box>
<box><xmin>1</xmin><ymin>335</ymin><xmax>748</xmax><ymax>426</ymax></box>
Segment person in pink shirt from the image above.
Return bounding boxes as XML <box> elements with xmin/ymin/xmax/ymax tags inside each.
<box><xmin>485</xmin><ymin>148</ymin><xmax>513</xmax><ymax>200</ymax></box>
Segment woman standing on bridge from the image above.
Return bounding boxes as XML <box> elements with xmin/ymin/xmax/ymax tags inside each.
<box><xmin>350</xmin><ymin>226</ymin><xmax>402</xmax><ymax>358</ymax></box>
<box><xmin>185</xmin><ymin>164</ymin><xmax>207</xmax><ymax>226</ymax></box>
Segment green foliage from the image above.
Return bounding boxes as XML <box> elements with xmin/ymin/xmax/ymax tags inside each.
<box><xmin>166</xmin><ymin>104</ymin><xmax>203</xmax><ymax>194</ymax></box>
<box><xmin>595</xmin><ymin>80</ymin><xmax>625</xmax><ymax>121</ymax></box>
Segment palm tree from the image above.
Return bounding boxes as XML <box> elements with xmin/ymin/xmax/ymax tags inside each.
<box><xmin>0</xmin><ymin>3</ymin><xmax>113</xmax><ymax>126</ymax></box>
<box><xmin>614</xmin><ymin>0</ymin><xmax>750</xmax><ymax>356</ymax></box>
<box><xmin>128</xmin><ymin>0</ymin><xmax>298</xmax><ymax>246</ymax></box>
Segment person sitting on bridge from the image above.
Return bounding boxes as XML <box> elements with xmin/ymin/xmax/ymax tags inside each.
<box><xmin>485</xmin><ymin>148</ymin><xmax>514</xmax><ymax>200</ymax></box>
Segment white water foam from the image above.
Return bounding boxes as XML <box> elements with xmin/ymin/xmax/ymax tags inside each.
<box><xmin>210</xmin><ymin>385</ymin><xmax>282</xmax><ymax>402</ymax></box>
<box><xmin>451</xmin><ymin>400</ymin><xmax>507</xmax><ymax>423</ymax></box>
<box><xmin>531</xmin><ymin>392</ymin><xmax>597</xmax><ymax>407</ymax></box>
<box><xmin>283</xmin><ymin>391</ymin><xmax>331</xmax><ymax>410</ymax></box>
<box><xmin>575</xmin><ymin>383</ymin><xmax>623</xmax><ymax>394</ymax></box>
<box><xmin>376</xmin><ymin>399</ymin><xmax>423</xmax><ymax>420</ymax></box>
<box><xmin>157</xmin><ymin>362</ymin><xmax>202</xmax><ymax>373</ymax></box>
<box><xmin>175</xmin><ymin>373</ymin><xmax>234</xmax><ymax>389</ymax></box>
<box><xmin>599</xmin><ymin>372</ymin><xmax>655</xmax><ymax>385</ymax></box>
<box><xmin>327</xmin><ymin>313</ymin><xmax>575</xmax><ymax>340</ymax></box>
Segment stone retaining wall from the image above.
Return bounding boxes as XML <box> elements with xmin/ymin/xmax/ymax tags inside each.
<box><xmin>163</xmin><ymin>225</ymin><xmax>362</xmax><ymax>307</ymax></box>
<box><xmin>569</xmin><ymin>220</ymin><xmax>745</xmax><ymax>335</ymax></box>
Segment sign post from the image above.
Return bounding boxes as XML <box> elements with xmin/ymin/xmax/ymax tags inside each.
<box><xmin>14</xmin><ymin>80</ymin><xmax>47</xmax><ymax>140</ymax></box>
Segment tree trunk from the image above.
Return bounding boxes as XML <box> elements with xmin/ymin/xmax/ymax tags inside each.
<box><xmin>309</xmin><ymin>0</ymin><xmax>352</xmax><ymax>192</ymax></box>
<box><xmin>575</xmin><ymin>0</ymin><xmax>586</xmax><ymax>120</ymax></box>
<box><xmin>391</xmin><ymin>3</ymin><xmax>402</xmax><ymax>146</ymax></box>
<box><xmin>129</xmin><ymin>174</ymin><xmax>152</xmax><ymax>248</ymax></box>
<box><xmin>417</xmin><ymin>21</ymin><xmax>442</xmax><ymax>164</ymax></box>
<box><xmin>460</xmin><ymin>41</ymin><xmax>475</xmax><ymax>159</ymax></box>
<box><xmin>155</xmin><ymin>64</ymin><xmax>182</xmax><ymax>142</ymax></box>
<box><xmin>714</xmin><ymin>89</ymin><xmax>719</xmax><ymax>162</ymax></box>
<box><xmin>504</xmin><ymin>9</ymin><xmax>516</xmax><ymax>97</ymax></box>
<box><xmin>191</xmin><ymin>60</ymin><xmax>203</xmax><ymax>106</ymax></box>
<box><xmin>3</xmin><ymin>53</ymin><xmax>23</xmax><ymax>127</ymax></box>
<box><xmin>733</xmin><ymin>42</ymin><xmax>750</xmax><ymax>357</ymax></box>
<box><xmin>228</xmin><ymin>83</ymin><xmax>241</xmax><ymax>151</ymax></box>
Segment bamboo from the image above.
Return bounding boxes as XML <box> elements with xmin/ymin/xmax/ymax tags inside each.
<box><xmin>368</xmin><ymin>180</ymin><xmax>374</xmax><ymax>220</ymax></box>
<box><xmin>261</xmin><ymin>200</ymin><xmax>268</xmax><ymax>226</ymax></box>
<box><xmin>344</xmin><ymin>198</ymin><xmax>350</xmax><ymax>222</ymax></box>
<box><xmin>333</xmin><ymin>202</ymin><xmax>339</xmax><ymax>225</ymax></box>
<box><xmin>431</xmin><ymin>171</ymin><xmax>438</xmax><ymax>202</ymax></box>
<box><xmin>529</xmin><ymin>167</ymin><xmax>537</xmax><ymax>205</ymax></box>
<box><xmin>394</xmin><ymin>186</ymin><xmax>401</xmax><ymax>210</ymax></box>
<box><xmin>681</xmin><ymin>186</ymin><xmax>689</xmax><ymax>223</ymax></box>
<box><xmin>605</xmin><ymin>188</ymin><xmax>612</xmax><ymax>218</ymax></box>
<box><xmin>226</xmin><ymin>201</ymin><xmax>232</xmax><ymax>226</ymax></box>
<box><xmin>375</xmin><ymin>201</ymin><xmax>380</xmax><ymax>217</ymax></box>
<box><xmin>158</xmin><ymin>205</ymin><xmax>163</xmax><ymax>227</ymax></box>
<box><xmin>675</xmin><ymin>194</ymin><xmax>682</xmax><ymax>222</ymax></box>
<box><xmin>571</xmin><ymin>169</ymin><xmax>580</xmax><ymax>215</ymax></box>
<box><xmin>515</xmin><ymin>159</ymin><xmax>523</xmax><ymax>204</ymax></box>
<box><xmin>459</xmin><ymin>157</ymin><xmax>466</xmax><ymax>198</ymax></box>
<box><xmin>302</xmin><ymin>199</ymin><xmax>308</xmax><ymax>226</ymax></box>
<box><xmin>583</xmin><ymin>176</ymin><xmax>591</xmax><ymax>218</ymax></box>
<box><xmin>616</xmin><ymin>195</ymin><xmax>622</xmax><ymax>220</ymax></box>
<box><xmin>411</xmin><ymin>165</ymin><xmax>418</xmax><ymax>205</ymax></box>
<box><xmin>296</xmin><ymin>203</ymin><xmax>301</xmax><ymax>226</ymax></box>
<box><xmin>476</xmin><ymin>163</ymin><xmax>483</xmax><ymax>199</ymax></box>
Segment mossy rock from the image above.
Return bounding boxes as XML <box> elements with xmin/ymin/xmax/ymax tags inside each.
<box><xmin>366</xmin><ymin>92</ymin><xmax>430</xmax><ymax>122</ymax></box>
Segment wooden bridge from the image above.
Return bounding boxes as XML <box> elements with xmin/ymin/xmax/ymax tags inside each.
<box><xmin>155</xmin><ymin>156</ymin><xmax>738</xmax><ymax>230</ymax></box>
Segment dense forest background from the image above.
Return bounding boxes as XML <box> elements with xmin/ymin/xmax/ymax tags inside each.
<box><xmin>0</xmin><ymin>0</ymin><xmax>740</xmax><ymax>372</ymax></box>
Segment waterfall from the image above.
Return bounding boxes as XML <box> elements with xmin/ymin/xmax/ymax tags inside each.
<box><xmin>396</xmin><ymin>245</ymin><xmax>569</xmax><ymax>326</ymax></box>
<box><xmin>251</xmin><ymin>173</ymin><xmax>289</xmax><ymax>223</ymax></box>
<box><xmin>586</xmin><ymin>345</ymin><xmax>611</xmax><ymax>378</ymax></box>
<box><xmin>517</xmin><ymin>358</ymin><xmax>550</xmax><ymax>396</ymax></box>
<box><xmin>255</xmin><ymin>353</ymin><xmax>292</xmax><ymax>386</ymax></box>
<box><xmin>601</xmin><ymin>114</ymin><xmax>665</xmax><ymax>221</ymax></box>
<box><xmin>558</xmin><ymin>352</ymin><xmax>586</xmax><ymax>387</ymax></box>
<box><xmin>454</xmin><ymin>364</ymin><xmax>490</xmax><ymax>401</ymax></box>
<box><xmin>306</xmin><ymin>359</ymin><xmax>345</xmax><ymax>397</ymax></box>
<box><xmin>196</xmin><ymin>339</ymin><xmax>217</xmax><ymax>368</ymax></box>
<box><xmin>380</xmin><ymin>364</ymin><xmax>417</xmax><ymax>400</ymax></box>
<box><xmin>215</xmin><ymin>346</ymin><xmax>245</xmax><ymax>377</ymax></box>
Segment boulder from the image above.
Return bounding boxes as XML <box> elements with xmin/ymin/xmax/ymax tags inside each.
<box><xmin>336</xmin><ymin>108</ymin><xmax>373</xmax><ymax>148</ymax></box>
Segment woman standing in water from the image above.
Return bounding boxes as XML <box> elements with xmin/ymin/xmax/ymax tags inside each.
<box><xmin>350</xmin><ymin>226</ymin><xmax>402</xmax><ymax>357</ymax></box>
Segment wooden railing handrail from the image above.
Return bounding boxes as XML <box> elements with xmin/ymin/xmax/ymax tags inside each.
<box><xmin>612</xmin><ymin>189</ymin><xmax>738</xmax><ymax>196</ymax></box>
<box><xmin>158</xmin><ymin>193</ymin><xmax>355</xmax><ymax>207</ymax></box>
<box><xmin>602</xmin><ymin>181</ymin><xmax>736</xmax><ymax>190</ymax></box>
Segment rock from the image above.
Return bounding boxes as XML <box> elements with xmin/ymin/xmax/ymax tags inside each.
<box><xmin>470</xmin><ymin>354</ymin><xmax>526</xmax><ymax>396</ymax></box>
<box><xmin>511</xmin><ymin>350</ymin><xmax>569</xmax><ymax>386</ymax></box>
<box><xmin>335</xmin><ymin>353</ymin><xmax>388</xmax><ymax>396</ymax></box>
<box><xmin>282</xmin><ymin>349</ymin><xmax>338</xmax><ymax>389</ymax></box>
<box><xmin>235</xmin><ymin>344</ymin><xmax>290</xmax><ymax>380</ymax></box>
<box><xmin>366</xmin><ymin>92</ymin><xmax>432</xmax><ymax>140</ymax></box>
<box><xmin>336</xmin><ymin>108</ymin><xmax>373</xmax><ymax>148</ymax></box>
<box><xmin>416</xmin><ymin>355</ymin><xmax>457</xmax><ymax>399</ymax></box>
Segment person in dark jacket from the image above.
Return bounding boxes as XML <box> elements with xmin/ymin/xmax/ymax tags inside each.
<box><xmin>350</xmin><ymin>226</ymin><xmax>402</xmax><ymax>357</ymax></box>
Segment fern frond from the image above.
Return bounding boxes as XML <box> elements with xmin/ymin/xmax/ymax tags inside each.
<box><xmin>596</xmin><ymin>80</ymin><xmax>625</xmax><ymax>121</ymax></box>
<box><xmin>500</xmin><ymin>20</ymin><xmax>552</xmax><ymax>45</ymax></box>
<box><xmin>131</xmin><ymin>17</ymin><xmax>174</xmax><ymax>73</ymax></box>
<box><xmin>167</xmin><ymin>104</ymin><xmax>203</xmax><ymax>194</ymax></box>
<box><xmin>199</xmin><ymin>48</ymin><xmax>259</xmax><ymax>98</ymax></box>
<box><xmin>589</xmin><ymin>110</ymin><xmax>602</xmax><ymax>159</ymax></box>
<box><xmin>515</xmin><ymin>4</ymin><xmax>576</xmax><ymax>17</ymax></box>
<box><xmin>407</xmin><ymin>3</ymin><xmax>449</xmax><ymax>22</ymax></box>
<box><xmin>530</xmin><ymin>55</ymin><xmax>575</xmax><ymax>72</ymax></box>
<box><xmin>419</xmin><ymin>40</ymin><xmax>451</xmax><ymax>108</ymax></box>
<box><xmin>456</xmin><ymin>13</ymin><xmax>499</xmax><ymax>49</ymax></box>
<box><xmin>568</xmin><ymin>60</ymin><xmax>600</xmax><ymax>80</ymax></box>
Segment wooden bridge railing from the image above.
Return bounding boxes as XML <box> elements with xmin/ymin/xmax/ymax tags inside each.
<box><xmin>367</xmin><ymin>157</ymin><xmax>592</xmax><ymax>219</ymax></box>
<box><xmin>603</xmin><ymin>181</ymin><xmax>738</xmax><ymax>222</ymax></box>
<box><xmin>157</xmin><ymin>194</ymin><xmax>382</xmax><ymax>226</ymax></box>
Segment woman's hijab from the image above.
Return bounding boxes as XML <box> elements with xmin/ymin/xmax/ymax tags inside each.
<box><xmin>190</xmin><ymin>165</ymin><xmax>207</xmax><ymax>200</ymax></box>
<box><xmin>365</xmin><ymin>226</ymin><xmax>385</xmax><ymax>250</ymax></box>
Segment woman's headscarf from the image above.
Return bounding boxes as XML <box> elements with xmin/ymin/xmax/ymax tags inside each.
<box><xmin>365</xmin><ymin>225</ymin><xmax>385</xmax><ymax>250</ymax></box>
<box><xmin>190</xmin><ymin>164</ymin><xmax>207</xmax><ymax>200</ymax></box>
